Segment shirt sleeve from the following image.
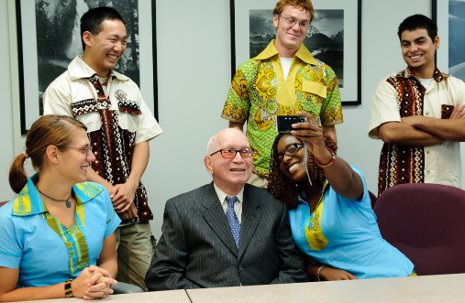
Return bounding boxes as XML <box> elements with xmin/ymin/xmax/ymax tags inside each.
<box><xmin>101</xmin><ymin>189</ymin><xmax>121</xmax><ymax>237</ymax></box>
<box><xmin>0</xmin><ymin>206</ymin><xmax>22</xmax><ymax>268</ymax></box>
<box><xmin>368</xmin><ymin>78</ymin><xmax>402</xmax><ymax>139</ymax></box>
<box><xmin>134</xmin><ymin>91</ymin><xmax>163</xmax><ymax>144</ymax></box>
<box><xmin>42</xmin><ymin>77</ymin><xmax>74</xmax><ymax>117</ymax></box>
<box><xmin>319</xmin><ymin>64</ymin><xmax>344</xmax><ymax>126</ymax></box>
<box><xmin>448</xmin><ymin>76</ymin><xmax>465</xmax><ymax>107</ymax></box>
<box><xmin>221</xmin><ymin>63</ymin><xmax>252</xmax><ymax>123</ymax></box>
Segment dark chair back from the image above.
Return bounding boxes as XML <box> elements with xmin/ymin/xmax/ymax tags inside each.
<box><xmin>374</xmin><ymin>183</ymin><xmax>465</xmax><ymax>275</ymax></box>
<box><xmin>368</xmin><ymin>190</ymin><xmax>377</xmax><ymax>208</ymax></box>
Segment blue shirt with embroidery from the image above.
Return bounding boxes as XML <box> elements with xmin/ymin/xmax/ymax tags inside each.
<box><xmin>289</xmin><ymin>166</ymin><xmax>414</xmax><ymax>278</ymax></box>
<box><xmin>0</xmin><ymin>175</ymin><xmax>121</xmax><ymax>287</ymax></box>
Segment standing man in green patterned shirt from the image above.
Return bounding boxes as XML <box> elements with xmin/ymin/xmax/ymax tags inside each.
<box><xmin>222</xmin><ymin>0</ymin><xmax>343</xmax><ymax>187</ymax></box>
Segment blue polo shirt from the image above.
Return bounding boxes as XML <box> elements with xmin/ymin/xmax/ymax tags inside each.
<box><xmin>289</xmin><ymin>167</ymin><xmax>414</xmax><ymax>279</ymax></box>
<box><xmin>0</xmin><ymin>175</ymin><xmax>121</xmax><ymax>287</ymax></box>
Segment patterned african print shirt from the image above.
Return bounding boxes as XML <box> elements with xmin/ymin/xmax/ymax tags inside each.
<box><xmin>222</xmin><ymin>40</ymin><xmax>343</xmax><ymax>177</ymax></box>
<box><xmin>43</xmin><ymin>56</ymin><xmax>163</xmax><ymax>223</ymax></box>
<box><xmin>369</xmin><ymin>67</ymin><xmax>465</xmax><ymax>195</ymax></box>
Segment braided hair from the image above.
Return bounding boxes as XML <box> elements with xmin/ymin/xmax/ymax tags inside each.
<box><xmin>268</xmin><ymin>133</ymin><xmax>338</xmax><ymax>208</ymax></box>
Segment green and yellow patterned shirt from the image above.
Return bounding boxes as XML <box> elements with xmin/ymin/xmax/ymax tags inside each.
<box><xmin>222</xmin><ymin>40</ymin><xmax>343</xmax><ymax>177</ymax></box>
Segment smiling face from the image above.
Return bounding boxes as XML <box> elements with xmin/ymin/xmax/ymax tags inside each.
<box><xmin>58</xmin><ymin>127</ymin><xmax>95</xmax><ymax>185</ymax></box>
<box><xmin>82</xmin><ymin>19</ymin><xmax>127</xmax><ymax>76</ymax></box>
<box><xmin>273</xmin><ymin>5</ymin><xmax>311</xmax><ymax>57</ymax></box>
<box><xmin>400</xmin><ymin>28</ymin><xmax>439</xmax><ymax>78</ymax></box>
<box><xmin>276</xmin><ymin>134</ymin><xmax>308</xmax><ymax>182</ymax></box>
<box><xmin>205</xmin><ymin>129</ymin><xmax>253</xmax><ymax>195</ymax></box>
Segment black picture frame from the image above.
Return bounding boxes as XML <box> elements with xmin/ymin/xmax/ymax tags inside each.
<box><xmin>229</xmin><ymin>0</ymin><xmax>361</xmax><ymax>105</ymax></box>
<box><xmin>433</xmin><ymin>0</ymin><xmax>465</xmax><ymax>82</ymax></box>
<box><xmin>15</xmin><ymin>0</ymin><xmax>158</xmax><ymax>134</ymax></box>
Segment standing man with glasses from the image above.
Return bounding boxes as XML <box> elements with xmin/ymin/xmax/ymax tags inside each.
<box><xmin>145</xmin><ymin>128</ymin><xmax>308</xmax><ymax>290</ymax></box>
<box><xmin>42</xmin><ymin>6</ymin><xmax>163</xmax><ymax>290</ymax></box>
<box><xmin>222</xmin><ymin>0</ymin><xmax>343</xmax><ymax>188</ymax></box>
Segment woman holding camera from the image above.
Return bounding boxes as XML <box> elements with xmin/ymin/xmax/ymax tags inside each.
<box><xmin>268</xmin><ymin>112</ymin><xmax>414</xmax><ymax>280</ymax></box>
<box><xmin>0</xmin><ymin>115</ymin><xmax>121</xmax><ymax>301</ymax></box>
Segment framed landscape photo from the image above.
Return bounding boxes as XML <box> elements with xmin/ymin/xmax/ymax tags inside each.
<box><xmin>433</xmin><ymin>0</ymin><xmax>465</xmax><ymax>81</ymax></box>
<box><xmin>15</xmin><ymin>0</ymin><xmax>158</xmax><ymax>134</ymax></box>
<box><xmin>230</xmin><ymin>0</ymin><xmax>361</xmax><ymax>105</ymax></box>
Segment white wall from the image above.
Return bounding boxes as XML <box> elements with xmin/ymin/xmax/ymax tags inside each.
<box><xmin>1</xmin><ymin>0</ymin><xmax>439</xmax><ymax>239</ymax></box>
<box><xmin>1</xmin><ymin>0</ymin><xmax>16</xmax><ymax>202</ymax></box>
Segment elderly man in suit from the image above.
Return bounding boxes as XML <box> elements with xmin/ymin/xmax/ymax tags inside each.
<box><xmin>145</xmin><ymin>128</ymin><xmax>308</xmax><ymax>290</ymax></box>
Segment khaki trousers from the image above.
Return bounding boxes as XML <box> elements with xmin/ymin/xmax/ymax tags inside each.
<box><xmin>115</xmin><ymin>222</ymin><xmax>155</xmax><ymax>291</ymax></box>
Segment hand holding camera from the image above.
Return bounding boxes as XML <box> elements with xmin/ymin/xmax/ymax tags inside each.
<box><xmin>278</xmin><ymin>112</ymin><xmax>325</xmax><ymax>151</ymax></box>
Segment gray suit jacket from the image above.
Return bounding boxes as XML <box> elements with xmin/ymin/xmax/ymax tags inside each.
<box><xmin>145</xmin><ymin>183</ymin><xmax>308</xmax><ymax>290</ymax></box>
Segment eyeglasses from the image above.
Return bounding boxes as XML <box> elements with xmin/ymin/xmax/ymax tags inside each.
<box><xmin>277</xmin><ymin>143</ymin><xmax>304</xmax><ymax>162</ymax></box>
<box><xmin>65</xmin><ymin>146</ymin><xmax>93</xmax><ymax>155</ymax></box>
<box><xmin>210</xmin><ymin>148</ymin><xmax>254</xmax><ymax>159</ymax></box>
<box><xmin>281</xmin><ymin>15</ymin><xmax>310</xmax><ymax>30</ymax></box>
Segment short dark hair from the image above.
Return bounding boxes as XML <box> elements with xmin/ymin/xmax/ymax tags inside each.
<box><xmin>80</xmin><ymin>6</ymin><xmax>125</xmax><ymax>50</ymax></box>
<box><xmin>397</xmin><ymin>14</ymin><xmax>437</xmax><ymax>42</ymax></box>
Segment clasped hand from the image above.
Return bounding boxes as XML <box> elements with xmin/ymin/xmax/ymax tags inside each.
<box><xmin>72</xmin><ymin>265</ymin><xmax>117</xmax><ymax>300</ymax></box>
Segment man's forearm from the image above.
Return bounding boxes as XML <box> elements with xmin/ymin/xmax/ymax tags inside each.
<box><xmin>86</xmin><ymin>167</ymin><xmax>114</xmax><ymax>192</ymax></box>
<box><xmin>378</xmin><ymin>121</ymin><xmax>443</xmax><ymax>146</ymax></box>
<box><xmin>127</xmin><ymin>141</ymin><xmax>150</xmax><ymax>185</ymax></box>
<box><xmin>403</xmin><ymin>115</ymin><xmax>465</xmax><ymax>142</ymax></box>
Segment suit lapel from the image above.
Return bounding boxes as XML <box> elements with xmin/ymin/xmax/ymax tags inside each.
<box><xmin>238</xmin><ymin>184</ymin><xmax>262</xmax><ymax>259</ymax></box>
<box><xmin>202</xmin><ymin>183</ymin><xmax>239</xmax><ymax>256</ymax></box>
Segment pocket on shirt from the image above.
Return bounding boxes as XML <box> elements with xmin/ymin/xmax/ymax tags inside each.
<box><xmin>302</xmin><ymin>80</ymin><xmax>327</xmax><ymax>99</ymax></box>
<box><xmin>117</xmin><ymin>101</ymin><xmax>142</xmax><ymax>132</ymax></box>
<box><xmin>71</xmin><ymin>99</ymin><xmax>102</xmax><ymax>132</ymax></box>
<box><xmin>441</xmin><ymin>104</ymin><xmax>454</xmax><ymax>119</ymax></box>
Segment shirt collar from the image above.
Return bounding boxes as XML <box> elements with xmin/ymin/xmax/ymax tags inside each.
<box><xmin>402</xmin><ymin>66</ymin><xmax>448</xmax><ymax>82</ymax></box>
<box><xmin>298</xmin><ymin>179</ymin><xmax>330</xmax><ymax>203</ymax></box>
<box><xmin>213</xmin><ymin>184</ymin><xmax>244</xmax><ymax>205</ymax></box>
<box><xmin>12</xmin><ymin>174</ymin><xmax>103</xmax><ymax>217</ymax></box>
<box><xmin>68</xmin><ymin>56</ymin><xmax>129</xmax><ymax>82</ymax></box>
<box><xmin>253</xmin><ymin>40</ymin><xmax>317</xmax><ymax>65</ymax></box>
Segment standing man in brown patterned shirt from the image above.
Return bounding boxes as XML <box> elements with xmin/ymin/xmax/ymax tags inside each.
<box><xmin>369</xmin><ymin>14</ymin><xmax>465</xmax><ymax>196</ymax></box>
<box><xmin>43</xmin><ymin>6</ymin><xmax>163</xmax><ymax>290</ymax></box>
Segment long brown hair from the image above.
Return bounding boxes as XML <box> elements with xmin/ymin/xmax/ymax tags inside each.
<box><xmin>8</xmin><ymin>115</ymin><xmax>87</xmax><ymax>193</ymax></box>
<box><xmin>268</xmin><ymin>133</ymin><xmax>337</xmax><ymax>208</ymax></box>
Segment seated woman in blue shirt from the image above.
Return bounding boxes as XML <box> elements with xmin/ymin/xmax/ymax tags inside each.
<box><xmin>0</xmin><ymin>115</ymin><xmax>121</xmax><ymax>301</ymax></box>
<box><xmin>268</xmin><ymin>112</ymin><xmax>414</xmax><ymax>281</ymax></box>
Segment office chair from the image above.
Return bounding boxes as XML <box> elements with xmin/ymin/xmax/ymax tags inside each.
<box><xmin>374</xmin><ymin>183</ymin><xmax>465</xmax><ymax>275</ymax></box>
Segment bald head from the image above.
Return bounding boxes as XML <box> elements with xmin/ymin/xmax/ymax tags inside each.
<box><xmin>204</xmin><ymin>128</ymin><xmax>252</xmax><ymax>195</ymax></box>
<box><xmin>206</xmin><ymin>128</ymin><xmax>248</xmax><ymax>155</ymax></box>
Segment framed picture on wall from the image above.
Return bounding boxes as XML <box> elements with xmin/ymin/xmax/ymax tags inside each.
<box><xmin>433</xmin><ymin>0</ymin><xmax>465</xmax><ymax>82</ymax></box>
<box><xmin>15</xmin><ymin>0</ymin><xmax>158</xmax><ymax>134</ymax></box>
<box><xmin>229</xmin><ymin>0</ymin><xmax>361</xmax><ymax>105</ymax></box>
